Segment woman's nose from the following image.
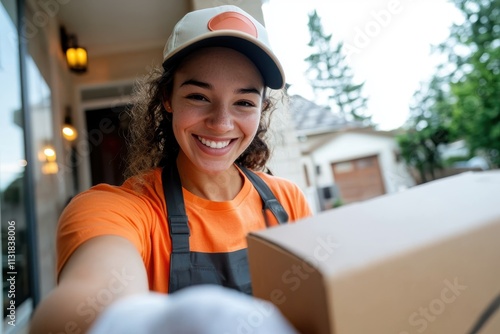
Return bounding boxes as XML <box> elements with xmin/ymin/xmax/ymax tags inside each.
<box><xmin>206</xmin><ymin>106</ymin><xmax>234</xmax><ymax>133</ymax></box>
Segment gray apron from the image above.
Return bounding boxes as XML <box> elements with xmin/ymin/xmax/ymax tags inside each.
<box><xmin>162</xmin><ymin>160</ymin><xmax>288</xmax><ymax>295</ymax></box>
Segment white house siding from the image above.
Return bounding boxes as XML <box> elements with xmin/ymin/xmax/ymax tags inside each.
<box><xmin>310</xmin><ymin>132</ymin><xmax>415</xmax><ymax>197</ymax></box>
<box><xmin>300</xmin><ymin>155</ymin><xmax>322</xmax><ymax>214</ymax></box>
<box><xmin>265</xmin><ymin>94</ymin><xmax>315</xmax><ymax>211</ymax></box>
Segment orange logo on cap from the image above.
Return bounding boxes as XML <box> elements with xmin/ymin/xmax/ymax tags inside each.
<box><xmin>207</xmin><ymin>11</ymin><xmax>257</xmax><ymax>38</ymax></box>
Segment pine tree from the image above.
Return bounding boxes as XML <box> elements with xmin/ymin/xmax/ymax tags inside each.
<box><xmin>305</xmin><ymin>10</ymin><xmax>370</xmax><ymax>123</ymax></box>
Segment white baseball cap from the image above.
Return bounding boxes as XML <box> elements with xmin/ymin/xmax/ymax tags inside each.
<box><xmin>162</xmin><ymin>5</ymin><xmax>285</xmax><ymax>89</ymax></box>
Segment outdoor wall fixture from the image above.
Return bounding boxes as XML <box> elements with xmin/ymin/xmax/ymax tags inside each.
<box><xmin>60</xmin><ymin>26</ymin><xmax>88</xmax><ymax>73</ymax></box>
<box><xmin>62</xmin><ymin>122</ymin><xmax>78</xmax><ymax>141</ymax></box>
<box><xmin>62</xmin><ymin>108</ymin><xmax>78</xmax><ymax>141</ymax></box>
<box><xmin>42</xmin><ymin>146</ymin><xmax>56</xmax><ymax>162</ymax></box>
<box><xmin>39</xmin><ymin>145</ymin><xmax>59</xmax><ymax>175</ymax></box>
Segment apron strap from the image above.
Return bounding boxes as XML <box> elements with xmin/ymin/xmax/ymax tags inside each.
<box><xmin>237</xmin><ymin>163</ymin><xmax>289</xmax><ymax>224</ymax></box>
<box><xmin>162</xmin><ymin>162</ymin><xmax>190</xmax><ymax>254</ymax></box>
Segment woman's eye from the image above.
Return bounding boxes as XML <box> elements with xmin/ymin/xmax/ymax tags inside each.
<box><xmin>187</xmin><ymin>94</ymin><xmax>208</xmax><ymax>101</ymax></box>
<box><xmin>236</xmin><ymin>100</ymin><xmax>256</xmax><ymax>107</ymax></box>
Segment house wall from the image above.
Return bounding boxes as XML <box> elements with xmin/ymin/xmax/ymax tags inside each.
<box><xmin>301</xmin><ymin>155</ymin><xmax>322</xmax><ymax>213</ymax></box>
<box><xmin>311</xmin><ymin>132</ymin><xmax>415</xmax><ymax>195</ymax></box>
<box><xmin>266</xmin><ymin>93</ymin><xmax>308</xmax><ymax>189</ymax></box>
<box><xmin>73</xmin><ymin>47</ymin><xmax>163</xmax><ymax>86</ymax></box>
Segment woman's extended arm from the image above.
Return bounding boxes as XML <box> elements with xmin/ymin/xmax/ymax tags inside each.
<box><xmin>29</xmin><ymin>235</ymin><xmax>149</xmax><ymax>334</ymax></box>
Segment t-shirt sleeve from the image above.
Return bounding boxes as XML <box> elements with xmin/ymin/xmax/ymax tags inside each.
<box><xmin>56</xmin><ymin>184</ymin><xmax>153</xmax><ymax>278</ymax></box>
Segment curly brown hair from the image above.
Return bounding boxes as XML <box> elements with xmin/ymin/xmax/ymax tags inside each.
<box><xmin>124</xmin><ymin>63</ymin><xmax>280</xmax><ymax>179</ymax></box>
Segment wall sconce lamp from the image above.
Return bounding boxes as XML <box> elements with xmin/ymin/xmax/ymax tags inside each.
<box><xmin>60</xmin><ymin>26</ymin><xmax>88</xmax><ymax>73</ymax></box>
<box><xmin>62</xmin><ymin>108</ymin><xmax>78</xmax><ymax>141</ymax></box>
<box><xmin>42</xmin><ymin>146</ymin><xmax>57</xmax><ymax>162</ymax></box>
<box><xmin>39</xmin><ymin>144</ymin><xmax>59</xmax><ymax>175</ymax></box>
<box><xmin>62</xmin><ymin>121</ymin><xmax>78</xmax><ymax>141</ymax></box>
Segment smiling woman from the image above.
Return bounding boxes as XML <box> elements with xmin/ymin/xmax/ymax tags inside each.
<box><xmin>30</xmin><ymin>5</ymin><xmax>312</xmax><ymax>334</ymax></box>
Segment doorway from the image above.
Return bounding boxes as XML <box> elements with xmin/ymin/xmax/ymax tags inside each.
<box><xmin>85</xmin><ymin>105</ymin><xmax>130</xmax><ymax>186</ymax></box>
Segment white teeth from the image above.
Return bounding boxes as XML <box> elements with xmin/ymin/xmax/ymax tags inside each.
<box><xmin>198</xmin><ymin>136</ymin><xmax>230</xmax><ymax>149</ymax></box>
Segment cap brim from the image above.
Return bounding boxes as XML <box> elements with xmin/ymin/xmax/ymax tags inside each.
<box><xmin>162</xmin><ymin>31</ymin><xmax>285</xmax><ymax>90</ymax></box>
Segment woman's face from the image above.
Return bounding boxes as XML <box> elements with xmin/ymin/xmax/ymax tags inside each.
<box><xmin>167</xmin><ymin>47</ymin><xmax>265</xmax><ymax>174</ymax></box>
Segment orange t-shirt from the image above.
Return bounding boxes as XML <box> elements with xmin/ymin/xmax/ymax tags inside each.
<box><xmin>57</xmin><ymin>167</ymin><xmax>312</xmax><ymax>292</ymax></box>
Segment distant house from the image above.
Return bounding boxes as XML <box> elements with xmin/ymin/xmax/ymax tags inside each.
<box><xmin>289</xmin><ymin>95</ymin><xmax>415</xmax><ymax>212</ymax></box>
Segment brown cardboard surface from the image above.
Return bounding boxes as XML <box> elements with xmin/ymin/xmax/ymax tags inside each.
<box><xmin>247</xmin><ymin>171</ymin><xmax>500</xmax><ymax>334</ymax></box>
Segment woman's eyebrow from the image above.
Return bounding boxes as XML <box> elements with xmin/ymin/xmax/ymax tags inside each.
<box><xmin>236</xmin><ymin>87</ymin><xmax>261</xmax><ymax>96</ymax></box>
<box><xmin>180</xmin><ymin>79</ymin><xmax>261</xmax><ymax>96</ymax></box>
<box><xmin>180</xmin><ymin>79</ymin><xmax>212</xmax><ymax>89</ymax></box>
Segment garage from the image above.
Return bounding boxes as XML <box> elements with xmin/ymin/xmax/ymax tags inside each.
<box><xmin>332</xmin><ymin>155</ymin><xmax>386</xmax><ymax>204</ymax></box>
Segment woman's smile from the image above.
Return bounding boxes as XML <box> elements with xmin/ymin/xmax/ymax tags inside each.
<box><xmin>196</xmin><ymin>136</ymin><xmax>232</xmax><ymax>149</ymax></box>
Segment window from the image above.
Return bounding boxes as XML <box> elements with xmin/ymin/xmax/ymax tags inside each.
<box><xmin>1</xmin><ymin>0</ymin><xmax>35</xmax><ymax>329</ymax></box>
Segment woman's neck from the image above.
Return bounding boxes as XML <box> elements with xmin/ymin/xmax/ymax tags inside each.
<box><xmin>175</xmin><ymin>154</ymin><xmax>243</xmax><ymax>201</ymax></box>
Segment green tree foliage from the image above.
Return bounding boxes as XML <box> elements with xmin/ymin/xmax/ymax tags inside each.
<box><xmin>443</xmin><ymin>0</ymin><xmax>500</xmax><ymax>167</ymax></box>
<box><xmin>305</xmin><ymin>10</ymin><xmax>370</xmax><ymax>122</ymax></box>
<box><xmin>398</xmin><ymin>0</ymin><xmax>499</xmax><ymax>179</ymax></box>
<box><xmin>397</xmin><ymin>76</ymin><xmax>452</xmax><ymax>182</ymax></box>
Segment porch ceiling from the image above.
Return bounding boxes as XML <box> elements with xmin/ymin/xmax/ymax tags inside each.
<box><xmin>57</xmin><ymin>0</ymin><xmax>189</xmax><ymax>56</ymax></box>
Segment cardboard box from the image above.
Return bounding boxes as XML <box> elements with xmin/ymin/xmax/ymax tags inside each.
<box><xmin>247</xmin><ymin>171</ymin><xmax>500</xmax><ymax>334</ymax></box>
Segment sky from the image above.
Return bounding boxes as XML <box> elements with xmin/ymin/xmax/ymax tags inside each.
<box><xmin>262</xmin><ymin>0</ymin><xmax>464</xmax><ymax>130</ymax></box>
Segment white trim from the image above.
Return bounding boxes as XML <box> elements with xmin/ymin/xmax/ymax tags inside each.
<box><xmin>81</xmin><ymin>96</ymin><xmax>134</xmax><ymax>111</ymax></box>
<box><xmin>77</xmin><ymin>78</ymin><xmax>136</xmax><ymax>92</ymax></box>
